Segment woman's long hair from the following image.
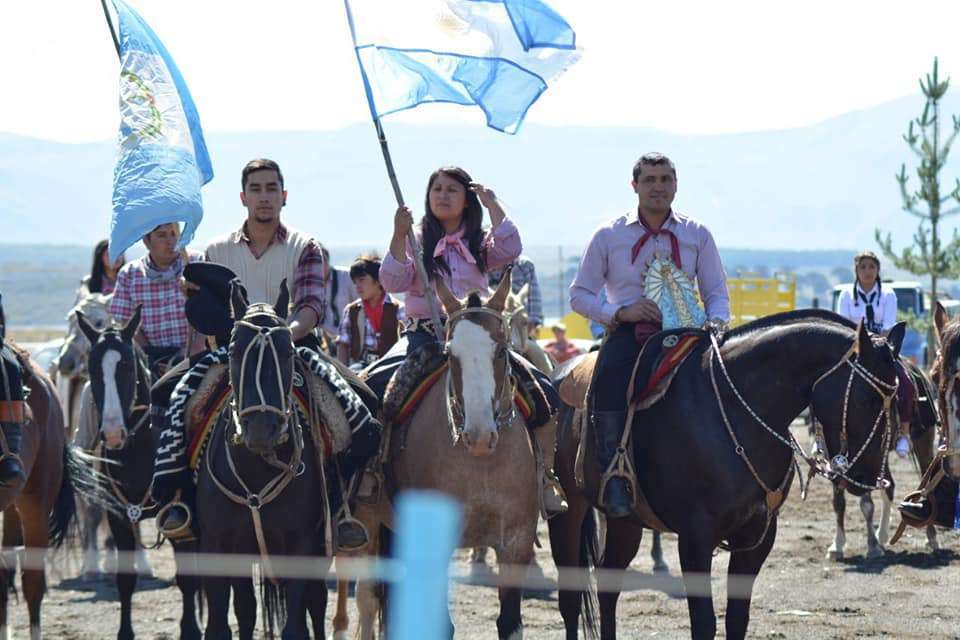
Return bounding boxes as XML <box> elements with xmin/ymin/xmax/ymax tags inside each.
<box><xmin>421</xmin><ymin>166</ymin><xmax>487</xmax><ymax>280</ymax></box>
<box><xmin>852</xmin><ymin>250</ymin><xmax>881</xmax><ymax>306</ymax></box>
<box><xmin>88</xmin><ymin>239</ymin><xmax>118</xmax><ymax>293</ymax></box>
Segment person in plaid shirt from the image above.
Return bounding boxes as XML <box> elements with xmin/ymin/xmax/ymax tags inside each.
<box><xmin>488</xmin><ymin>254</ymin><xmax>543</xmax><ymax>334</ymax></box>
<box><xmin>109</xmin><ymin>222</ymin><xmax>202</xmax><ymax>371</ymax></box>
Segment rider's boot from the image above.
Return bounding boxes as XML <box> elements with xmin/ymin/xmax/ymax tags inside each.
<box><xmin>592</xmin><ymin>410</ymin><xmax>633</xmax><ymax>519</ymax></box>
<box><xmin>532</xmin><ymin>419</ymin><xmax>568</xmax><ymax>518</ymax></box>
<box><xmin>0</xmin><ymin>421</ymin><xmax>26</xmax><ymax>487</ymax></box>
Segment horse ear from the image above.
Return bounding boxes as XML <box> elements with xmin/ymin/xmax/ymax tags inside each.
<box><xmin>517</xmin><ymin>282</ymin><xmax>530</xmax><ymax>305</ymax></box>
<box><xmin>855</xmin><ymin>318</ymin><xmax>871</xmax><ymax>356</ymax></box>
<box><xmin>934</xmin><ymin>300</ymin><xmax>949</xmax><ymax>345</ymax></box>
<box><xmin>435</xmin><ymin>277</ymin><xmax>462</xmax><ymax>314</ymax></box>
<box><xmin>230</xmin><ymin>280</ymin><xmax>249</xmax><ymax>320</ymax></box>
<box><xmin>274</xmin><ymin>279</ymin><xmax>290</xmax><ymax>320</ymax></box>
<box><xmin>121</xmin><ymin>305</ymin><xmax>142</xmax><ymax>342</ymax></box>
<box><xmin>487</xmin><ymin>265</ymin><xmax>513</xmax><ymax>312</ymax></box>
<box><xmin>886</xmin><ymin>321</ymin><xmax>906</xmax><ymax>358</ymax></box>
<box><xmin>76</xmin><ymin>310</ymin><xmax>101</xmax><ymax>345</ymax></box>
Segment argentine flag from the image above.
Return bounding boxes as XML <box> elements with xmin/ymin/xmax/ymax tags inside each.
<box><xmin>346</xmin><ymin>0</ymin><xmax>580</xmax><ymax>134</ymax></box>
<box><xmin>108</xmin><ymin>0</ymin><xmax>213</xmax><ymax>261</ymax></box>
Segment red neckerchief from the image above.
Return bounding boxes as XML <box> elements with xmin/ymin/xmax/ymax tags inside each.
<box><xmin>362</xmin><ymin>293</ymin><xmax>386</xmax><ymax>334</ymax></box>
<box><xmin>630</xmin><ymin>210</ymin><xmax>681</xmax><ymax>269</ymax></box>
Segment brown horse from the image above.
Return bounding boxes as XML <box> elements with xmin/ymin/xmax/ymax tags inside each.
<box><xmin>372</xmin><ymin>274</ymin><xmax>541</xmax><ymax>639</ymax></box>
<box><xmin>0</xmin><ymin>334</ymin><xmax>86</xmax><ymax>639</ymax></box>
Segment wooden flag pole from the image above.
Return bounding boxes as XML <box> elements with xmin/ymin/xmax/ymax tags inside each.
<box><xmin>99</xmin><ymin>0</ymin><xmax>121</xmax><ymax>59</ymax></box>
<box><xmin>343</xmin><ymin>0</ymin><xmax>445</xmax><ymax>342</ymax></box>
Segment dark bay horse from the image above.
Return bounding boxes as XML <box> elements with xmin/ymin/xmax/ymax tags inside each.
<box><xmin>195</xmin><ymin>282</ymin><xmax>329</xmax><ymax>640</ymax></box>
<box><xmin>550</xmin><ymin>310</ymin><xmax>903</xmax><ymax>640</ymax></box>
<box><xmin>77</xmin><ymin>305</ymin><xmax>204</xmax><ymax>640</ymax></box>
<box><xmin>0</xmin><ymin>331</ymin><xmax>87</xmax><ymax>639</ymax></box>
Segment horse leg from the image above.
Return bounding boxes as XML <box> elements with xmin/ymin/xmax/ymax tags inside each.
<box><xmin>725</xmin><ymin>517</ymin><xmax>778</xmax><ymax>640</ymax></box>
<box><xmin>826</xmin><ymin>483</ymin><xmax>846</xmax><ymax>560</ymax></box>
<box><xmin>280</xmin><ymin>579</ymin><xmax>310</xmax><ymax>640</ymax></box>
<box><xmin>677</xmin><ymin>530</ymin><xmax>716</xmax><ymax>640</ymax></box>
<box><xmin>80</xmin><ymin>500</ymin><xmax>103</xmax><ymax>579</ymax></box>
<box><xmin>859</xmin><ymin>493</ymin><xmax>884</xmax><ymax>558</ymax></box>
<box><xmin>172</xmin><ymin>541</ymin><xmax>202</xmax><ymax>640</ymax></box>
<box><xmin>470</xmin><ymin>546</ymin><xmax>492</xmax><ymax>577</ymax></box>
<box><xmin>548</xmin><ymin>499</ymin><xmax>593</xmax><ymax>640</ymax></box>
<box><xmin>0</xmin><ymin>507</ymin><xmax>19</xmax><ymax>640</ymax></box>
<box><xmin>133</xmin><ymin>523</ymin><xmax>154</xmax><ymax>577</ymax></box>
<box><xmin>650</xmin><ymin>531</ymin><xmax>669</xmax><ymax>574</ymax></box>
<box><xmin>356</xmin><ymin>574</ymin><xmax>381</xmax><ymax>640</ymax></box>
<box><xmin>332</xmin><ymin>556</ymin><xmax>351</xmax><ymax>640</ymax></box>
<box><xmin>494</xmin><ymin>543</ymin><xmax>533</xmax><ymax>640</ymax></box>
<box><xmin>203</xmin><ymin>576</ymin><xmax>232</xmax><ymax>640</ymax></box>
<box><xmin>19</xmin><ymin>499</ymin><xmax>53</xmax><ymax>640</ymax></box>
<box><xmin>306</xmin><ymin>577</ymin><xmax>329</xmax><ymax>640</ymax></box>
<box><xmin>231</xmin><ymin>578</ymin><xmax>257</xmax><ymax>640</ymax></box>
<box><xmin>107</xmin><ymin>514</ymin><xmax>139</xmax><ymax>640</ymax></box>
<box><xmin>597</xmin><ymin>520</ymin><xmax>642</xmax><ymax>640</ymax></box>
<box><xmin>876</xmin><ymin>472</ymin><xmax>894</xmax><ymax>548</ymax></box>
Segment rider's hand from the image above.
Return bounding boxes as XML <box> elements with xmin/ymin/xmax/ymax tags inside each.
<box><xmin>469</xmin><ymin>182</ymin><xmax>497</xmax><ymax>208</ymax></box>
<box><xmin>394</xmin><ymin>206</ymin><xmax>414</xmax><ymax>238</ymax></box>
<box><xmin>616</xmin><ymin>299</ymin><xmax>662</xmax><ymax>324</ymax></box>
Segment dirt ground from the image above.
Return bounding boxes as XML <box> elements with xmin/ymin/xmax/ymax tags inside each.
<box><xmin>4</xmin><ymin>423</ymin><xmax>959</xmax><ymax>639</ymax></box>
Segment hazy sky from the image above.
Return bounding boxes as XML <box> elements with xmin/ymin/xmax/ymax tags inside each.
<box><xmin>3</xmin><ymin>1</ymin><xmax>960</xmax><ymax>142</ymax></box>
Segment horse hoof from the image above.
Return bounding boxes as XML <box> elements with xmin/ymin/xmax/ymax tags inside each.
<box><xmin>865</xmin><ymin>546</ymin><xmax>885</xmax><ymax>559</ymax></box>
<box><xmin>826</xmin><ymin>548</ymin><xmax>843</xmax><ymax>561</ymax></box>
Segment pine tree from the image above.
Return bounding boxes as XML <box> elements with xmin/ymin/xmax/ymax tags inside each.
<box><xmin>876</xmin><ymin>57</ymin><xmax>960</xmax><ymax>309</ymax></box>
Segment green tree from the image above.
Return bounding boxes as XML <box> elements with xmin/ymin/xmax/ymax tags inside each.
<box><xmin>876</xmin><ymin>57</ymin><xmax>960</xmax><ymax>308</ymax></box>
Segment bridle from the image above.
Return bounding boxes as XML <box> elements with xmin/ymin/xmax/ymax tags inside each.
<box><xmin>710</xmin><ymin>331</ymin><xmax>899</xmax><ymax>495</ymax></box>
<box><xmin>502</xmin><ymin>301</ymin><xmax>528</xmax><ymax>352</ymax></box>
<box><xmin>444</xmin><ymin>306</ymin><xmax>517</xmax><ymax>441</ymax></box>
<box><xmin>94</xmin><ymin>332</ymin><xmax>151</xmax><ymax>447</ymax></box>
<box><xmin>229</xmin><ymin>304</ymin><xmax>294</xmax><ymax>443</ymax></box>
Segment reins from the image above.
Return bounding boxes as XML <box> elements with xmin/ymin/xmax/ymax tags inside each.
<box><xmin>708</xmin><ymin>329</ymin><xmax>899</xmax><ymax>551</ymax></box>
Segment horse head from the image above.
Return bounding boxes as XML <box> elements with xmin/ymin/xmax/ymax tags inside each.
<box><xmin>79</xmin><ymin>305</ymin><xmax>148</xmax><ymax>450</ymax></box>
<box><xmin>228</xmin><ymin>279</ymin><xmax>294</xmax><ymax>456</ymax></box>
<box><xmin>932</xmin><ymin>300</ymin><xmax>960</xmax><ymax>479</ymax></box>
<box><xmin>59</xmin><ymin>292</ymin><xmax>113</xmax><ymax>379</ymax></box>
<box><xmin>809</xmin><ymin>319</ymin><xmax>903</xmax><ymax>493</ymax></box>
<box><xmin>503</xmin><ymin>283</ymin><xmax>530</xmax><ymax>354</ymax></box>
<box><xmin>437</xmin><ymin>267</ymin><xmax>514</xmax><ymax>457</ymax></box>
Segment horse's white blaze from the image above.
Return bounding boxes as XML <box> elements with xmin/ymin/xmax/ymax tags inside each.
<box><xmin>100</xmin><ymin>350</ymin><xmax>125</xmax><ymax>445</ymax></box>
<box><xmin>449</xmin><ymin>320</ymin><xmax>498</xmax><ymax>449</ymax></box>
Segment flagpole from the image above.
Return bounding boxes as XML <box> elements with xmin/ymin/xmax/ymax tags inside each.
<box><xmin>343</xmin><ymin>0</ymin><xmax>445</xmax><ymax>342</ymax></box>
<box><xmin>99</xmin><ymin>0</ymin><xmax>121</xmax><ymax>60</ymax></box>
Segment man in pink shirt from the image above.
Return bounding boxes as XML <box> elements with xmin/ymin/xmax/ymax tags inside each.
<box><xmin>570</xmin><ymin>153</ymin><xmax>730</xmax><ymax>518</ymax></box>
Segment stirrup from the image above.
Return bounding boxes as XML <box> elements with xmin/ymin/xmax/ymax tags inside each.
<box><xmin>356</xmin><ymin>468</ymin><xmax>382</xmax><ymax>505</ymax></box>
<box><xmin>598</xmin><ymin>446</ymin><xmax>638</xmax><ymax>512</ymax></box>
<box><xmin>156</xmin><ymin>501</ymin><xmax>196</xmax><ymax>542</ymax></box>
<box><xmin>336</xmin><ymin>515</ymin><xmax>371</xmax><ymax>552</ymax></box>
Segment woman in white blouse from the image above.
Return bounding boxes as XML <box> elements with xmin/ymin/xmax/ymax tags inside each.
<box><xmin>836</xmin><ymin>251</ymin><xmax>912</xmax><ymax>456</ymax></box>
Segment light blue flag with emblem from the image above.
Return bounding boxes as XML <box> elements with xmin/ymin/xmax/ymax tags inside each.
<box><xmin>345</xmin><ymin>0</ymin><xmax>581</xmax><ymax>135</ymax></box>
<box><xmin>108</xmin><ymin>0</ymin><xmax>213</xmax><ymax>262</ymax></box>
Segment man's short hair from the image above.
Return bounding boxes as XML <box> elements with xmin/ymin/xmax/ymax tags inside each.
<box><xmin>242</xmin><ymin>158</ymin><xmax>284</xmax><ymax>190</ymax></box>
<box><xmin>349</xmin><ymin>254</ymin><xmax>382</xmax><ymax>282</ymax></box>
<box><xmin>632</xmin><ymin>152</ymin><xmax>677</xmax><ymax>181</ymax></box>
<box><xmin>142</xmin><ymin>221</ymin><xmax>180</xmax><ymax>242</ymax></box>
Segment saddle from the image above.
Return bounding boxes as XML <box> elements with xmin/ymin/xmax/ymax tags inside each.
<box><xmin>378</xmin><ymin>342</ymin><xmax>551</xmax><ymax>430</ymax></box>
<box><xmin>556</xmin><ymin>328</ymin><xmax>703</xmax><ymax>411</ymax></box>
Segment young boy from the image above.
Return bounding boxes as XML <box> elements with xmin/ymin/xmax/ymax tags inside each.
<box><xmin>337</xmin><ymin>255</ymin><xmax>403</xmax><ymax>369</ymax></box>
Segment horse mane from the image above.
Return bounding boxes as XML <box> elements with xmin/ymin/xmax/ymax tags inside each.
<box><xmin>724</xmin><ymin>308</ymin><xmax>856</xmax><ymax>340</ymax></box>
<box><xmin>466</xmin><ymin>291</ymin><xmax>484</xmax><ymax>308</ymax></box>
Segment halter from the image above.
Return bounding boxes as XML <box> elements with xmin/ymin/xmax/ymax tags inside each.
<box><xmin>229</xmin><ymin>304</ymin><xmax>294</xmax><ymax>442</ymax></box>
<box><xmin>938</xmin><ymin>364</ymin><xmax>960</xmax><ymax>459</ymax></box>
<box><xmin>443</xmin><ymin>306</ymin><xmax>517</xmax><ymax>441</ymax></box>
<box><xmin>710</xmin><ymin>331</ymin><xmax>899</xmax><ymax>496</ymax></box>
<box><xmin>94</xmin><ymin>332</ymin><xmax>151</xmax><ymax>445</ymax></box>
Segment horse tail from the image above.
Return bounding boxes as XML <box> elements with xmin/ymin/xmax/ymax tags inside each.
<box><xmin>48</xmin><ymin>444</ymin><xmax>80</xmax><ymax>548</ymax></box>
<box><xmin>580</xmin><ymin>508</ymin><xmax>600</xmax><ymax>639</ymax></box>
<box><xmin>260</xmin><ymin>576</ymin><xmax>286</xmax><ymax>639</ymax></box>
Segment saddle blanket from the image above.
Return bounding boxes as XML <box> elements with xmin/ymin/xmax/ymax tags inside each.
<box><xmin>629</xmin><ymin>330</ymin><xmax>703</xmax><ymax>410</ymax></box>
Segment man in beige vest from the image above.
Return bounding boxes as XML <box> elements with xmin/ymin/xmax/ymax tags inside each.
<box><xmin>157</xmin><ymin>158</ymin><xmax>375</xmax><ymax>550</ymax></box>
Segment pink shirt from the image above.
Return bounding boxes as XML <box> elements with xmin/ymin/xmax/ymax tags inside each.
<box><xmin>570</xmin><ymin>211</ymin><xmax>730</xmax><ymax>326</ymax></box>
<box><xmin>380</xmin><ymin>218</ymin><xmax>522</xmax><ymax>320</ymax></box>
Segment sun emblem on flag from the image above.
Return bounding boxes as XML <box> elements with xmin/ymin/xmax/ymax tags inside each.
<box><xmin>435</xmin><ymin>1</ymin><xmax>469</xmax><ymax>36</ymax></box>
<box><xmin>120</xmin><ymin>70</ymin><xmax>163</xmax><ymax>147</ymax></box>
